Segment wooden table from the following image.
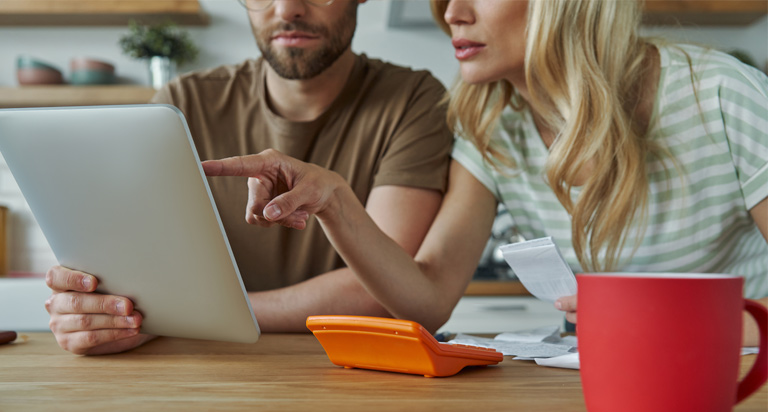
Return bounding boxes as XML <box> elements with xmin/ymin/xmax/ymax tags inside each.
<box><xmin>1</xmin><ymin>333</ymin><xmax>766</xmax><ymax>411</ymax></box>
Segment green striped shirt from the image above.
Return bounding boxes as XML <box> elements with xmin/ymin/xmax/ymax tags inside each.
<box><xmin>452</xmin><ymin>44</ymin><xmax>768</xmax><ymax>299</ymax></box>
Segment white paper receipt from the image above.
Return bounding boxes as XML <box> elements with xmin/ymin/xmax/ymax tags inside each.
<box><xmin>499</xmin><ymin>236</ymin><xmax>577</xmax><ymax>303</ymax></box>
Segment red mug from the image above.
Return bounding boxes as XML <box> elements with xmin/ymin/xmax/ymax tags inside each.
<box><xmin>578</xmin><ymin>273</ymin><xmax>767</xmax><ymax>412</ymax></box>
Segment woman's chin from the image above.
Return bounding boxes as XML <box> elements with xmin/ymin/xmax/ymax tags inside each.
<box><xmin>458</xmin><ymin>68</ymin><xmax>503</xmax><ymax>85</ymax></box>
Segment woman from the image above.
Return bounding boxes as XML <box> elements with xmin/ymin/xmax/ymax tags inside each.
<box><xmin>206</xmin><ymin>0</ymin><xmax>768</xmax><ymax>343</ymax></box>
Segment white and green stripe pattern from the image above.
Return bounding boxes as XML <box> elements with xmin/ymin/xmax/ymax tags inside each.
<box><xmin>452</xmin><ymin>44</ymin><xmax>768</xmax><ymax>299</ymax></box>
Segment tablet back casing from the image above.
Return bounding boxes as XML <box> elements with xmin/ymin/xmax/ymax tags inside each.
<box><xmin>0</xmin><ymin>105</ymin><xmax>260</xmax><ymax>343</ymax></box>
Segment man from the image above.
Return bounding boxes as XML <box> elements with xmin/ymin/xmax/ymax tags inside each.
<box><xmin>44</xmin><ymin>0</ymin><xmax>453</xmax><ymax>355</ymax></box>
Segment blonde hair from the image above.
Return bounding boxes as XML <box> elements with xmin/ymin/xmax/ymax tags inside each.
<box><xmin>431</xmin><ymin>0</ymin><xmax>659</xmax><ymax>272</ymax></box>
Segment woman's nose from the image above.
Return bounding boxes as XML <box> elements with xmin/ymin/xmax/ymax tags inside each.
<box><xmin>444</xmin><ymin>0</ymin><xmax>475</xmax><ymax>26</ymax></box>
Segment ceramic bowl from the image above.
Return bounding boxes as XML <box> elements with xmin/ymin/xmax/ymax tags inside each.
<box><xmin>69</xmin><ymin>57</ymin><xmax>116</xmax><ymax>85</ymax></box>
<box><xmin>69</xmin><ymin>69</ymin><xmax>116</xmax><ymax>85</ymax></box>
<box><xmin>70</xmin><ymin>57</ymin><xmax>115</xmax><ymax>74</ymax></box>
<box><xmin>16</xmin><ymin>55</ymin><xmax>61</xmax><ymax>72</ymax></box>
<box><xmin>17</xmin><ymin>67</ymin><xmax>65</xmax><ymax>85</ymax></box>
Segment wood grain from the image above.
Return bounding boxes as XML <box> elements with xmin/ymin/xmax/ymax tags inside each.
<box><xmin>464</xmin><ymin>281</ymin><xmax>531</xmax><ymax>296</ymax></box>
<box><xmin>642</xmin><ymin>0</ymin><xmax>767</xmax><ymax>25</ymax></box>
<box><xmin>0</xmin><ymin>86</ymin><xmax>157</xmax><ymax>108</ymax></box>
<box><xmin>0</xmin><ymin>0</ymin><xmax>209</xmax><ymax>26</ymax></box>
<box><xmin>1</xmin><ymin>333</ymin><xmax>765</xmax><ymax>411</ymax></box>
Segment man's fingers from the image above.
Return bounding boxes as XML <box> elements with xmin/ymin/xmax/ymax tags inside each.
<box><xmin>56</xmin><ymin>329</ymin><xmax>141</xmax><ymax>355</ymax></box>
<box><xmin>46</xmin><ymin>292</ymin><xmax>134</xmax><ymax>316</ymax></box>
<box><xmin>50</xmin><ymin>312</ymin><xmax>143</xmax><ymax>334</ymax></box>
<box><xmin>46</xmin><ymin>266</ymin><xmax>97</xmax><ymax>293</ymax></box>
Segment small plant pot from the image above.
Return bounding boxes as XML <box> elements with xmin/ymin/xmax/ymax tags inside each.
<box><xmin>148</xmin><ymin>56</ymin><xmax>176</xmax><ymax>90</ymax></box>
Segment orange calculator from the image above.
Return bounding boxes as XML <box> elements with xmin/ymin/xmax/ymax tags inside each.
<box><xmin>306</xmin><ymin>315</ymin><xmax>503</xmax><ymax>377</ymax></box>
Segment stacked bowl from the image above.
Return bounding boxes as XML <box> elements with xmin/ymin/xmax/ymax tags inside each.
<box><xmin>16</xmin><ymin>56</ymin><xmax>64</xmax><ymax>85</ymax></box>
<box><xmin>70</xmin><ymin>57</ymin><xmax>116</xmax><ymax>85</ymax></box>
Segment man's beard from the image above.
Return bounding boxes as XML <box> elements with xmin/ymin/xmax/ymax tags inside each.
<box><xmin>256</xmin><ymin>4</ymin><xmax>357</xmax><ymax>80</ymax></box>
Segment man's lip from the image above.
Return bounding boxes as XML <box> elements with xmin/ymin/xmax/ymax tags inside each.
<box><xmin>271</xmin><ymin>31</ymin><xmax>319</xmax><ymax>40</ymax></box>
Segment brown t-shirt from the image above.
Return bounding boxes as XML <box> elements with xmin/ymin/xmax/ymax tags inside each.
<box><xmin>151</xmin><ymin>54</ymin><xmax>452</xmax><ymax>291</ymax></box>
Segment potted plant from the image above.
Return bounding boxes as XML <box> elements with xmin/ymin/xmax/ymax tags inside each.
<box><xmin>118</xmin><ymin>20</ymin><xmax>199</xmax><ymax>89</ymax></box>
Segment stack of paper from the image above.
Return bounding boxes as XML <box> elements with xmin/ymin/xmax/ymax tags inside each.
<box><xmin>448</xmin><ymin>326</ymin><xmax>577</xmax><ymax>361</ymax></box>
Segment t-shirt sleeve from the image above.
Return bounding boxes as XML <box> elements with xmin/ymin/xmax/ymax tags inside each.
<box><xmin>372</xmin><ymin>75</ymin><xmax>454</xmax><ymax>193</ymax></box>
<box><xmin>149</xmin><ymin>83</ymin><xmax>175</xmax><ymax>105</ymax></box>
<box><xmin>451</xmin><ymin>136</ymin><xmax>501</xmax><ymax>200</ymax></box>
<box><xmin>718</xmin><ymin>63</ymin><xmax>768</xmax><ymax>210</ymax></box>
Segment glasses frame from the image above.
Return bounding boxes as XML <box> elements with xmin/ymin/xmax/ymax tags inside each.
<box><xmin>237</xmin><ymin>0</ymin><xmax>335</xmax><ymax>12</ymax></box>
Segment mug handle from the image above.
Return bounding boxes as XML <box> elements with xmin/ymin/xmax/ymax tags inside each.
<box><xmin>736</xmin><ymin>299</ymin><xmax>768</xmax><ymax>403</ymax></box>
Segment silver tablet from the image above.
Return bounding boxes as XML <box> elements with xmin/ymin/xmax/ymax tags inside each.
<box><xmin>0</xmin><ymin>105</ymin><xmax>260</xmax><ymax>343</ymax></box>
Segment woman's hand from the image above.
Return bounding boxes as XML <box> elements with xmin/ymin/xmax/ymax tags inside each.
<box><xmin>555</xmin><ymin>294</ymin><xmax>577</xmax><ymax>324</ymax></box>
<box><xmin>202</xmin><ymin>149</ymin><xmax>346</xmax><ymax>230</ymax></box>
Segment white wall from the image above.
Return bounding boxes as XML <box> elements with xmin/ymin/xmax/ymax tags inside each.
<box><xmin>0</xmin><ymin>0</ymin><xmax>458</xmax><ymax>88</ymax></box>
<box><xmin>0</xmin><ymin>0</ymin><xmax>766</xmax><ymax>274</ymax></box>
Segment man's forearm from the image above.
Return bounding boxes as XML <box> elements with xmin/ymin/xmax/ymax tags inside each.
<box><xmin>248</xmin><ymin>268</ymin><xmax>392</xmax><ymax>332</ymax></box>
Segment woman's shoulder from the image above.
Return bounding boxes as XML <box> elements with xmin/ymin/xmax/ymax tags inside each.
<box><xmin>658</xmin><ymin>43</ymin><xmax>767</xmax><ymax>94</ymax></box>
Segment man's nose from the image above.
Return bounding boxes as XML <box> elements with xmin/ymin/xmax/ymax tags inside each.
<box><xmin>273</xmin><ymin>0</ymin><xmax>308</xmax><ymax>21</ymax></box>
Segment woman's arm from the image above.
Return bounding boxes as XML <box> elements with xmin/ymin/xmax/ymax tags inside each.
<box><xmin>317</xmin><ymin>160</ymin><xmax>498</xmax><ymax>331</ymax></box>
<box><xmin>557</xmin><ymin>197</ymin><xmax>768</xmax><ymax>343</ymax></box>
<box><xmin>751</xmin><ymin>197</ymin><xmax>768</xmax><ymax>242</ymax></box>
<box><xmin>204</xmin><ymin>153</ymin><xmax>498</xmax><ymax>332</ymax></box>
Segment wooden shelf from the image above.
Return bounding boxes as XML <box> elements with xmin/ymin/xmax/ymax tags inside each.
<box><xmin>0</xmin><ymin>1</ymin><xmax>209</xmax><ymax>26</ymax></box>
<box><xmin>0</xmin><ymin>85</ymin><xmax>157</xmax><ymax>108</ymax></box>
<box><xmin>464</xmin><ymin>281</ymin><xmax>531</xmax><ymax>296</ymax></box>
<box><xmin>643</xmin><ymin>0</ymin><xmax>768</xmax><ymax>26</ymax></box>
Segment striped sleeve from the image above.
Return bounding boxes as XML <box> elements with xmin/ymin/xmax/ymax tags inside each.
<box><xmin>451</xmin><ymin>137</ymin><xmax>502</xmax><ymax>200</ymax></box>
<box><xmin>717</xmin><ymin>63</ymin><xmax>768</xmax><ymax>209</ymax></box>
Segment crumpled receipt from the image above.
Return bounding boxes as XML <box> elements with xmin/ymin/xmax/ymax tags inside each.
<box><xmin>500</xmin><ymin>237</ymin><xmax>577</xmax><ymax>303</ymax></box>
<box><xmin>448</xmin><ymin>326</ymin><xmax>577</xmax><ymax>360</ymax></box>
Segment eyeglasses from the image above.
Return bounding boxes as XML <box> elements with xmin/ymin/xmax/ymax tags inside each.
<box><xmin>237</xmin><ymin>0</ymin><xmax>335</xmax><ymax>12</ymax></box>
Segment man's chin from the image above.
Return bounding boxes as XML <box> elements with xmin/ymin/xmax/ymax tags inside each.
<box><xmin>267</xmin><ymin>59</ymin><xmax>320</xmax><ymax>80</ymax></box>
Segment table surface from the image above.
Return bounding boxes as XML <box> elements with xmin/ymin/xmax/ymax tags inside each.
<box><xmin>1</xmin><ymin>333</ymin><xmax>766</xmax><ymax>411</ymax></box>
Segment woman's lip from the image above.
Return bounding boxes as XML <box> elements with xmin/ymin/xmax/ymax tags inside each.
<box><xmin>452</xmin><ymin>38</ymin><xmax>485</xmax><ymax>48</ymax></box>
<box><xmin>454</xmin><ymin>45</ymin><xmax>485</xmax><ymax>60</ymax></box>
<box><xmin>452</xmin><ymin>38</ymin><xmax>486</xmax><ymax>60</ymax></box>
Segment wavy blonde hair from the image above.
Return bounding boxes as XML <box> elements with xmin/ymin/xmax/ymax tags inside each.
<box><xmin>431</xmin><ymin>0</ymin><xmax>659</xmax><ymax>272</ymax></box>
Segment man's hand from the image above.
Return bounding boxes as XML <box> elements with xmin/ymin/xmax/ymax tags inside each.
<box><xmin>203</xmin><ymin>149</ymin><xmax>345</xmax><ymax>229</ymax></box>
<box><xmin>45</xmin><ymin>266</ymin><xmax>155</xmax><ymax>355</ymax></box>
<box><xmin>555</xmin><ymin>294</ymin><xmax>577</xmax><ymax>324</ymax></box>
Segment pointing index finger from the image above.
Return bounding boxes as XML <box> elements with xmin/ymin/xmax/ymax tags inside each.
<box><xmin>202</xmin><ymin>155</ymin><xmax>267</xmax><ymax>178</ymax></box>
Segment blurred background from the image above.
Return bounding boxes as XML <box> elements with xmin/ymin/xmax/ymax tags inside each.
<box><xmin>0</xmin><ymin>0</ymin><xmax>766</xmax><ymax>332</ymax></box>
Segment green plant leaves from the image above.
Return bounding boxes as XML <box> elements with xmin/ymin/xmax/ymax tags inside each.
<box><xmin>118</xmin><ymin>20</ymin><xmax>199</xmax><ymax>66</ymax></box>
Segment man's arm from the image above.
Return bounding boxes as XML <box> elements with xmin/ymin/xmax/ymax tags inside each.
<box><xmin>248</xmin><ymin>185</ymin><xmax>442</xmax><ymax>332</ymax></box>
